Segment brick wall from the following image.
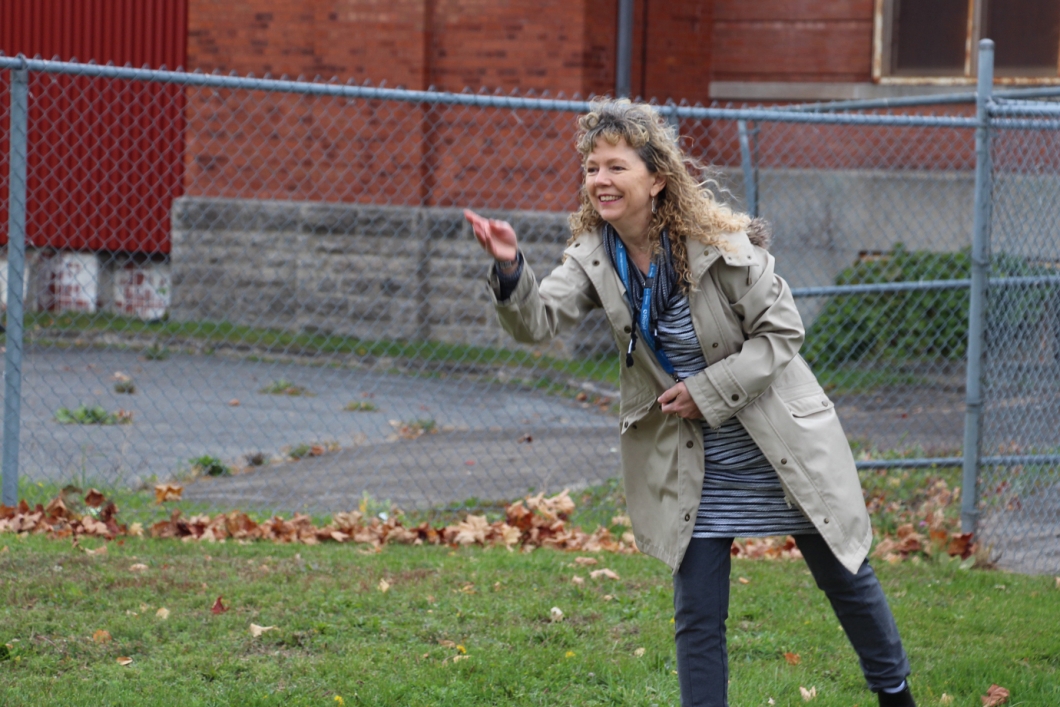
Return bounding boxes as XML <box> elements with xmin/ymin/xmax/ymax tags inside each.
<box><xmin>187</xmin><ymin>0</ymin><xmax>431</xmax><ymax>88</ymax></box>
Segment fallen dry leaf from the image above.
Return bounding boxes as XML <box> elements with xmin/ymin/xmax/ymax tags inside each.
<box><xmin>738</xmin><ymin>577</ymin><xmax>750</xmax><ymax>585</ymax></box>
<box><xmin>634</xmin><ymin>647</ymin><xmax>645</xmax><ymax>657</ymax></box>
<box><xmin>378</xmin><ymin>578</ymin><xmax>391</xmax><ymax>593</ymax></box>
<box><xmin>981</xmin><ymin>684</ymin><xmax>1010</xmax><ymax>706</ymax></box>
<box><xmin>800</xmin><ymin>686</ymin><xmax>817</xmax><ymax>701</ymax></box>
<box><xmin>116</xmin><ymin>656</ymin><xmax>133</xmax><ymax>666</ymax></box>
<box><xmin>549</xmin><ymin>607</ymin><xmax>564</xmax><ymax>622</ymax></box>
<box><xmin>784</xmin><ymin>652</ymin><xmax>801</xmax><ymax>665</ymax></box>
<box><xmin>84</xmin><ymin>545</ymin><xmax>108</xmax><ymax>556</ymax></box>
<box><xmin>155</xmin><ymin>608</ymin><xmax>170</xmax><ymax>620</ymax></box>
<box><xmin>590</xmin><ymin>568</ymin><xmax>619</xmax><ymax>581</ymax></box>
<box><xmin>211</xmin><ymin>596</ymin><xmax>228</xmax><ymax>614</ymax></box>
<box><xmin>940</xmin><ymin>695</ymin><xmax>954</xmax><ymax>705</ymax></box>
<box><xmin>85</xmin><ymin>489</ymin><xmax>106</xmax><ymax>507</ymax></box>
<box><xmin>129</xmin><ymin>563</ymin><xmax>148</xmax><ymax>572</ymax></box>
<box><xmin>250</xmin><ymin>623</ymin><xmax>277</xmax><ymax>637</ymax></box>
<box><xmin>92</xmin><ymin>629</ymin><xmax>112</xmax><ymax>644</ymax></box>
<box><xmin>571</xmin><ymin>575</ymin><xmax>584</xmax><ymax>585</ymax></box>
<box><xmin>153</xmin><ymin>483</ymin><xmax>183</xmax><ymax>504</ymax></box>
<box><xmin>574</xmin><ymin>556</ymin><xmax>598</xmax><ymax>566</ymax></box>
<box><xmin>1054</xmin><ymin>576</ymin><xmax>1060</xmax><ymax>590</ymax></box>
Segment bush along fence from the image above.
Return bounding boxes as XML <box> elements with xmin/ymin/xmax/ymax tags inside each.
<box><xmin>1</xmin><ymin>39</ymin><xmax>1059</xmax><ymax>573</ymax></box>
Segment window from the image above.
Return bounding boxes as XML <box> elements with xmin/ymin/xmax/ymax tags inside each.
<box><xmin>874</xmin><ymin>0</ymin><xmax>1060</xmax><ymax>81</ymax></box>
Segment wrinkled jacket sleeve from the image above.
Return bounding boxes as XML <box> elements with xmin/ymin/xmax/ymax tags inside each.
<box><xmin>683</xmin><ymin>247</ymin><xmax>805</xmax><ymax>429</ymax></box>
<box><xmin>486</xmin><ymin>254</ymin><xmax>600</xmax><ymax>343</ymax></box>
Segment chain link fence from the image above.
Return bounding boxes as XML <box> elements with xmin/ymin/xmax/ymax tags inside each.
<box><xmin>1</xmin><ymin>46</ymin><xmax>1057</xmax><ymax>572</ymax></box>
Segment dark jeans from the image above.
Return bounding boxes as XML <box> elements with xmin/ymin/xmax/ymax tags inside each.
<box><xmin>673</xmin><ymin>535</ymin><xmax>909</xmax><ymax>707</ymax></box>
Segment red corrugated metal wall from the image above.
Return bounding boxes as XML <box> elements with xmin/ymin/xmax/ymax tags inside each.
<box><xmin>0</xmin><ymin>0</ymin><xmax>187</xmax><ymax>253</ymax></box>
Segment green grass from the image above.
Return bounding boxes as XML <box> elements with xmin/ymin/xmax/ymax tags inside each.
<box><xmin>54</xmin><ymin>405</ymin><xmax>133</xmax><ymax>426</ymax></box>
<box><xmin>188</xmin><ymin>455</ymin><xmax>232</xmax><ymax>478</ymax></box>
<box><xmin>0</xmin><ymin>535</ymin><xmax>1057</xmax><ymax>706</ymax></box>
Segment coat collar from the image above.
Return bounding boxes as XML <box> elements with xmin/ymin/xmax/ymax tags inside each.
<box><xmin>685</xmin><ymin>230</ymin><xmax>756</xmax><ymax>286</ymax></box>
<box><xmin>565</xmin><ymin>228</ymin><xmax>756</xmax><ymax>287</ymax></box>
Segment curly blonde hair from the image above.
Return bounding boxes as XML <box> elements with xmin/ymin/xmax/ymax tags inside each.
<box><xmin>568</xmin><ymin>99</ymin><xmax>752</xmax><ymax>292</ymax></box>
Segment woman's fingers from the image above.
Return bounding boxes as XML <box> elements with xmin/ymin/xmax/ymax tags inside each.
<box><xmin>658</xmin><ymin>382</ymin><xmax>703</xmax><ymax>420</ymax></box>
<box><xmin>464</xmin><ymin>209</ymin><xmax>519</xmax><ymax>261</ymax></box>
<box><xmin>465</xmin><ymin>209</ymin><xmax>496</xmax><ymax>254</ymax></box>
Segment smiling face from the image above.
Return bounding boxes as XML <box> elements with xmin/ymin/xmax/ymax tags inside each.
<box><xmin>584</xmin><ymin>137</ymin><xmax>666</xmax><ymax>242</ymax></box>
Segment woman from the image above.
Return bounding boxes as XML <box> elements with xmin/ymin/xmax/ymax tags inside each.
<box><xmin>464</xmin><ymin>100</ymin><xmax>916</xmax><ymax>707</ymax></box>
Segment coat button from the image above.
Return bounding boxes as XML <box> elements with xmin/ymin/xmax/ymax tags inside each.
<box><xmin>592</xmin><ymin>260</ymin><xmax>600</xmax><ymax>266</ymax></box>
<box><xmin>781</xmin><ymin>458</ymin><xmax>787</xmax><ymax>465</ymax></box>
<box><xmin>574</xmin><ymin>242</ymin><xmax>581</xmax><ymax>247</ymax></box>
<box><xmin>684</xmin><ymin>513</ymin><xmax>690</xmax><ymax>522</ymax></box>
<box><xmin>823</xmin><ymin>518</ymin><xmax>830</xmax><ymax>524</ymax></box>
<box><xmin>711</xmin><ymin>342</ymin><xmax>719</xmax><ymax>348</ymax></box>
<box><xmin>623</xmin><ymin>325</ymin><xmax>631</xmax><ymax>333</ymax></box>
<box><xmin>822</xmin><ymin>400</ymin><xmax>828</xmax><ymax>407</ymax></box>
<box><xmin>731</xmin><ymin>394</ymin><xmax>739</xmax><ymax>401</ymax></box>
<box><xmin>685</xmin><ymin>441</ymin><xmax>693</xmax><ymax>448</ymax></box>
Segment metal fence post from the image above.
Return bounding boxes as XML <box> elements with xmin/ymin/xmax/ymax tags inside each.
<box><xmin>961</xmin><ymin>40</ymin><xmax>994</xmax><ymax>535</ymax></box>
<box><xmin>737</xmin><ymin>120</ymin><xmax>759</xmax><ymax>217</ymax></box>
<box><xmin>615</xmin><ymin>0</ymin><xmax>634</xmax><ymax>98</ymax></box>
<box><xmin>2</xmin><ymin>67</ymin><xmax>29</xmax><ymax>507</ymax></box>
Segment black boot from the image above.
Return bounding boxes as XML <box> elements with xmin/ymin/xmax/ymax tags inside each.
<box><xmin>878</xmin><ymin>685</ymin><xmax>916</xmax><ymax>707</ymax></box>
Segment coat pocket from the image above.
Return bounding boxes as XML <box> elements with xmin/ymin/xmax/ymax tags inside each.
<box><xmin>620</xmin><ymin>396</ymin><xmax>658</xmax><ymax>435</ymax></box>
<box><xmin>783</xmin><ymin>392</ymin><xmax>834</xmax><ymax>418</ymax></box>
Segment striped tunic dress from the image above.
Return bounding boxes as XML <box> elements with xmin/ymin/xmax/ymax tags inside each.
<box><xmin>654</xmin><ymin>292</ymin><xmax>817</xmax><ymax>538</ymax></box>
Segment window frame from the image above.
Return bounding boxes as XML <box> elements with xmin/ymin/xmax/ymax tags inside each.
<box><xmin>873</xmin><ymin>0</ymin><xmax>1060</xmax><ymax>84</ymax></box>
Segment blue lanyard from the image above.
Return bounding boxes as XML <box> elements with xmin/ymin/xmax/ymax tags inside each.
<box><xmin>614</xmin><ymin>238</ymin><xmax>677</xmax><ymax>378</ymax></box>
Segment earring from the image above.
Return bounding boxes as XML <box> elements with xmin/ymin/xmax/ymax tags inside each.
<box><xmin>651</xmin><ymin>196</ymin><xmax>657</xmax><ymax>215</ymax></box>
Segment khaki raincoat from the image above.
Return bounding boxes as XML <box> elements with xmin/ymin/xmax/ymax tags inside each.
<box><xmin>488</xmin><ymin>227</ymin><xmax>872</xmax><ymax>575</ymax></box>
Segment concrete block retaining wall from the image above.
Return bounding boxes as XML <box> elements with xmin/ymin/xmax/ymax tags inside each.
<box><xmin>170</xmin><ymin>198</ymin><xmax>616</xmax><ymax>357</ymax></box>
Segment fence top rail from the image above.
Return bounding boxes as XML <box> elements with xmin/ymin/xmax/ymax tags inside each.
<box><xmin>0</xmin><ymin>54</ymin><xmax>977</xmax><ymax>127</ymax></box>
<box><xmin>778</xmin><ymin>85</ymin><xmax>1060</xmax><ymax>114</ymax></box>
<box><xmin>990</xmin><ymin>100</ymin><xmax>1060</xmax><ymax>116</ymax></box>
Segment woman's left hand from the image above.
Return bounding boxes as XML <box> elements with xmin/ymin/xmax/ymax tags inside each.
<box><xmin>658</xmin><ymin>382</ymin><xmax>703</xmax><ymax>420</ymax></box>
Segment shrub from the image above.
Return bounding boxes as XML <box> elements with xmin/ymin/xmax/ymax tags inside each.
<box><xmin>804</xmin><ymin>245</ymin><xmax>1055</xmax><ymax>368</ymax></box>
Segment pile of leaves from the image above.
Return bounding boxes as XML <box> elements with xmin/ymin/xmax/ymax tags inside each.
<box><xmin>0</xmin><ymin>490</ymin><xmax>131</xmax><ymax>540</ymax></box>
<box><xmin>1</xmin><ymin>488</ymin><xmax>637</xmax><ymax>555</ymax></box>
<box><xmin>867</xmin><ymin>476</ymin><xmax>976</xmax><ymax>563</ymax></box>
<box><xmin>2</xmin><ymin>481</ymin><xmax>978</xmax><ymax>564</ymax></box>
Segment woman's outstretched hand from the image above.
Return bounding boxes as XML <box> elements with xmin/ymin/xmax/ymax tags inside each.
<box><xmin>464</xmin><ymin>209</ymin><xmax>519</xmax><ymax>263</ymax></box>
<box><xmin>658</xmin><ymin>381</ymin><xmax>703</xmax><ymax>420</ymax></box>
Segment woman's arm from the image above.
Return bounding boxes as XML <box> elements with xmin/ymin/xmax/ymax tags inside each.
<box><xmin>487</xmin><ymin>249</ymin><xmax>600</xmax><ymax>345</ymax></box>
<box><xmin>466</xmin><ymin>208</ymin><xmax>600</xmax><ymax>344</ymax></box>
